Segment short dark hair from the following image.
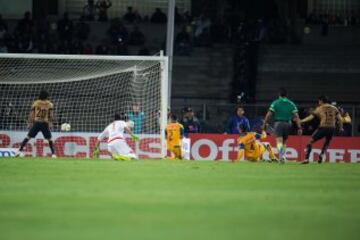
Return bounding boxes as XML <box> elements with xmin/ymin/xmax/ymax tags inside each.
<box><xmin>182</xmin><ymin>106</ymin><xmax>193</xmax><ymax>113</ymax></box>
<box><xmin>169</xmin><ymin>113</ymin><xmax>177</xmax><ymax>121</ymax></box>
<box><xmin>114</xmin><ymin>113</ymin><xmax>127</xmax><ymax>121</ymax></box>
<box><xmin>279</xmin><ymin>88</ymin><xmax>287</xmax><ymax>97</ymax></box>
<box><xmin>39</xmin><ymin>90</ymin><xmax>49</xmax><ymax>100</ymax></box>
<box><xmin>318</xmin><ymin>95</ymin><xmax>329</xmax><ymax>103</ymax></box>
<box><xmin>239</xmin><ymin>124</ymin><xmax>248</xmax><ymax>133</ymax></box>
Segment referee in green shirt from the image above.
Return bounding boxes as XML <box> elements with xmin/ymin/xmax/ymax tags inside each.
<box><xmin>262</xmin><ymin>88</ymin><xmax>302</xmax><ymax>163</ymax></box>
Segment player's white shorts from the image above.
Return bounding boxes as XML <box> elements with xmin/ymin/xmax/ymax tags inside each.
<box><xmin>108</xmin><ymin>139</ymin><xmax>137</xmax><ymax>159</ymax></box>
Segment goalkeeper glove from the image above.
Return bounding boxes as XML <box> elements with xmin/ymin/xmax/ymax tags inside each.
<box><xmin>92</xmin><ymin>146</ymin><xmax>100</xmax><ymax>158</ymax></box>
<box><xmin>131</xmin><ymin>134</ymin><xmax>139</xmax><ymax>142</ymax></box>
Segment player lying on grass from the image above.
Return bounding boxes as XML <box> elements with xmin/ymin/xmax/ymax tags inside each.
<box><xmin>165</xmin><ymin>114</ymin><xmax>184</xmax><ymax>160</ymax></box>
<box><xmin>16</xmin><ymin>90</ymin><xmax>56</xmax><ymax>158</ymax></box>
<box><xmin>236</xmin><ymin>124</ymin><xmax>278</xmax><ymax>162</ymax></box>
<box><xmin>93</xmin><ymin>113</ymin><xmax>139</xmax><ymax>161</ymax></box>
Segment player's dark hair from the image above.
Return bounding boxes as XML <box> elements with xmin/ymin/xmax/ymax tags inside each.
<box><xmin>169</xmin><ymin>113</ymin><xmax>177</xmax><ymax>121</ymax></box>
<box><xmin>114</xmin><ymin>113</ymin><xmax>127</xmax><ymax>121</ymax></box>
<box><xmin>279</xmin><ymin>88</ymin><xmax>287</xmax><ymax>97</ymax></box>
<box><xmin>39</xmin><ymin>90</ymin><xmax>49</xmax><ymax>100</ymax></box>
<box><xmin>239</xmin><ymin>124</ymin><xmax>247</xmax><ymax>133</ymax></box>
<box><xmin>318</xmin><ymin>95</ymin><xmax>329</xmax><ymax>103</ymax></box>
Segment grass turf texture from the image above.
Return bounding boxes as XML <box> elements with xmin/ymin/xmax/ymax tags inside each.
<box><xmin>0</xmin><ymin>158</ymin><xmax>360</xmax><ymax>240</ymax></box>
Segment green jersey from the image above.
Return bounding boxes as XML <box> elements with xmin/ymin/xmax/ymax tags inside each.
<box><xmin>269</xmin><ymin>97</ymin><xmax>298</xmax><ymax>122</ymax></box>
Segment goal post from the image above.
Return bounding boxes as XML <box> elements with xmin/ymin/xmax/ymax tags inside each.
<box><xmin>0</xmin><ymin>53</ymin><xmax>168</xmax><ymax>159</ymax></box>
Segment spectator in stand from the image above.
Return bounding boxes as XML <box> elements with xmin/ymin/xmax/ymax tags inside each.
<box><xmin>75</xmin><ymin>19</ymin><xmax>90</xmax><ymax>41</ymax></box>
<box><xmin>96</xmin><ymin>0</ymin><xmax>112</xmax><ymax>22</ymax></box>
<box><xmin>224</xmin><ymin>106</ymin><xmax>250</xmax><ymax>134</ymax></box>
<box><xmin>36</xmin><ymin>13</ymin><xmax>50</xmax><ymax>53</ymax></box>
<box><xmin>17</xmin><ymin>11</ymin><xmax>33</xmax><ymax>34</ymax></box>
<box><xmin>0</xmin><ymin>14</ymin><xmax>8</xmax><ymax>31</ymax></box>
<box><xmin>0</xmin><ymin>39</ymin><xmax>8</xmax><ymax>53</ymax></box>
<box><xmin>96</xmin><ymin>40</ymin><xmax>109</xmax><ymax>54</ymax></box>
<box><xmin>83</xmin><ymin>0</ymin><xmax>96</xmax><ymax>21</ymax></box>
<box><xmin>175</xmin><ymin>25</ymin><xmax>192</xmax><ymax>56</ymax></box>
<box><xmin>127</xmin><ymin>103</ymin><xmax>144</xmax><ymax>134</ymax></box>
<box><xmin>193</xmin><ymin>15</ymin><xmax>212</xmax><ymax>47</ymax></box>
<box><xmin>13</xmin><ymin>11</ymin><xmax>34</xmax><ymax>52</ymax></box>
<box><xmin>0</xmin><ymin>15</ymin><xmax>8</xmax><ymax>42</ymax></box>
<box><xmin>151</xmin><ymin>8</ymin><xmax>167</xmax><ymax>24</ymax></box>
<box><xmin>180</xmin><ymin>107</ymin><xmax>201</xmax><ymax>137</ymax></box>
<box><xmin>339</xmin><ymin>107</ymin><xmax>352</xmax><ymax>136</ymax></box>
<box><xmin>83</xmin><ymin>43</ymin><xmax>93</xmax><ymax>54</ymax></box>
<box><xmin>129</xmin><ymin>25</ymin><xmax>145</xmax><ymax>46</ymax></box>
<box><xmin>182</xmin><ymin>11</ymin><xmax>192</xmax><ymax>23</ymax></box>
<box><xmin>107</xmin><ymin>19</ymin><xmax>128</xmax><ymax>45</ymax></box>
<box><xmin>175</xmin><ymin>7</ymin><xmax>183</xmax><ymax>25</ymax></box>
<box><xmin>123</xmin><ymin>6</ymin><xmax>139</xmax><ymax>23</ymax></box>
<box><xmin>0</xmin><ymin>22</ymin><xmax>7</xmax><ymax>41</ymax></box>
<box><xmin>114</xmin><ymin>40</ymin><xmax>128</xmax><ymax>55</ymax></box>
<box><xmin>57</xmin><ymin>12</ymin><xmax>73</xmax><ymax>45</ymax></box>
<box><xmin>138</xmin><ymin>45</ymin><xmax>150</xmax><ymax>55</ymax></box>
<box><xmin>71</xmin><ymin>40</ymin><xmax>84</xmax><ymax>54</ymax></box>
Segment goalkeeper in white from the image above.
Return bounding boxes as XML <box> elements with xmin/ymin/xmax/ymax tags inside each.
<box><xmin>93</xmin><ymin>113</ymin><xmax>139</xmax><ymax>160</ymax></box>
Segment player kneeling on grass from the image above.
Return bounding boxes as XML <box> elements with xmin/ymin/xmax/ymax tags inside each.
<box><xmin>93</xmin><ymin>113</ymin><xmax>139</xmax><ymax>161</ymax></box>
<box><xmin>165</xmin><ymin>114</ymin><xmax>184</xmax><ymax>160</ymax></box>
<box><xmin>236</xmin><ymin>124</ymin><xmax>277</xmax><ymax>162</ymax></box>
<box><xmin>17</xmin><ymin>90</ymin><xmax>56</xmax><ymax>158</ymax></box>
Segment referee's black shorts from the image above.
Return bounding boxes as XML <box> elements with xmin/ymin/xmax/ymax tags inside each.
<box><xmin>312</xmin><ymin>127</ymin><xmax>335</xmax><ymax>142</ymax></box>
<box><xmin>28</xmin><ymin>122</ymin><xmax>52</xmax><ymax>139</ymax></box>
<box><xmin>273</xmin><ymin>121</ymin><xmax>291</xmax><ymax>140</ymax></box>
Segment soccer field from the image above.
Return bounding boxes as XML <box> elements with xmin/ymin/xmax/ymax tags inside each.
<box><xmin>0</xmin><ymin>158</ymin><xmax>359</xmax><ymax>240</ymax></box>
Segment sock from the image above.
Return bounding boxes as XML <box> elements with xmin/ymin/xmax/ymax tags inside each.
<box><xmin>48</xmin><ymin>140</ymin><xmax>55</xmax><ymax>155</ymax></box>
<box><xmin>305</xmin><ymin>144</ymin><xmax>312</xmax><ymax>160</ymax></box>
<box><xmin>19</xmin><ymin>138</ymin><xmax>30</xmax><ymax>151</ymax></box>
<box><xmin>267</xmin><ymin>145</ymin><xmax>276</xmax><ymax>160</ymax></box>
<box><xmin>277</xmin><ymin>142</ymin><xmax>284</xmax><ymax>158</ymax></box>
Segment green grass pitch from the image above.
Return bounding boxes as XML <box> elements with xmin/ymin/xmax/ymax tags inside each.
<box><xmin>0</xmin><ymin>158</ymin><xmax>360</xmax><ymax>240</ymax></box>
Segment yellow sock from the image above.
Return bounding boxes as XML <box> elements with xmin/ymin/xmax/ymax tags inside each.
<box><xmin>267</xmin><ymin>145</ymin><xmax>277</xmax><ymax>160</ymax></box>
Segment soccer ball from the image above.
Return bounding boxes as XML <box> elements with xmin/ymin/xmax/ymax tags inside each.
<box><xmin>61</xmin><ymin>123</ymin><xmax>71</xmax><ymax>132</ymax></box>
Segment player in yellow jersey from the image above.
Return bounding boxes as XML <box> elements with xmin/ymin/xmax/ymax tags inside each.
<box><xmin>16</xmin><ymin>90</ymin><xmax>56</xmax><ymax>157</ymax></box>
<box><xmin>165</xmin><ymin>114</ymin><xmax>184</xmax><ymax>160</ymax></box>
<box><xmin>236</xmin><ymin>124</ymin><xmax>277</xmax><ymax>162</ymax></box>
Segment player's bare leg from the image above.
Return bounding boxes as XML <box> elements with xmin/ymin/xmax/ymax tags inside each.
<box><xmin>264</xmin><ymin>144</ymin><xmax>278</xmax><ymax>162</ymax></box>
<box><xmin>16</xmin><ymin>136</ymin><xmax>31</xmax><ymax>157</ymax></box>
<box><xmin>46</xmin><ymin>138</ymin><xmax>56</xmax><ymax>158</ymax></box>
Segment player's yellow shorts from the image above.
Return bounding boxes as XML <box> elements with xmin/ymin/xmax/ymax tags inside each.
<box><xmin>167</xmin><ymin>144</ymin><xmax>182</xmax><ymax>160</ymax></box>
<box><xmin>245</xmin><ymin>144</ymin><xmax>266</xmax><ymax>161</ymax></box>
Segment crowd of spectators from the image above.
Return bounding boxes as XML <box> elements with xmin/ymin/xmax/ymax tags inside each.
<box><xmin>0</xmin><ymin>7</ymin><xmax>202</xmax><ymax>56</ymax></box>
<box><xmin>306</xmin><ymin>12</ymin><xmax>360</xmax><ymax>26</ymax></box>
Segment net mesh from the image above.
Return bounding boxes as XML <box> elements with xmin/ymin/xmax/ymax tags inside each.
<box><xmin>0</xmin><ymin>54</ymin><xmax>167</xmax><ymax>159</ymax></box>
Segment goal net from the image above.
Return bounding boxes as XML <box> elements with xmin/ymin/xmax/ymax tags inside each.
<box><xmin>0</xmin><ymin>53</ymin><xmax>168</xmax><ymax>159</ymax></box>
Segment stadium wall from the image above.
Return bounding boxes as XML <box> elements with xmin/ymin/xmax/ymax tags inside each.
<box><xmin>1</xmin><ymin>131</ymin><xmax>360</xmax><ymax>163</ymax></box>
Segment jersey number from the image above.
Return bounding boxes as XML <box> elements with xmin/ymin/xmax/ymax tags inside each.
<box><xmin>36</xmin><ymin>109</ymin><xmax>47</xmax><ymax>119</ymax></box>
